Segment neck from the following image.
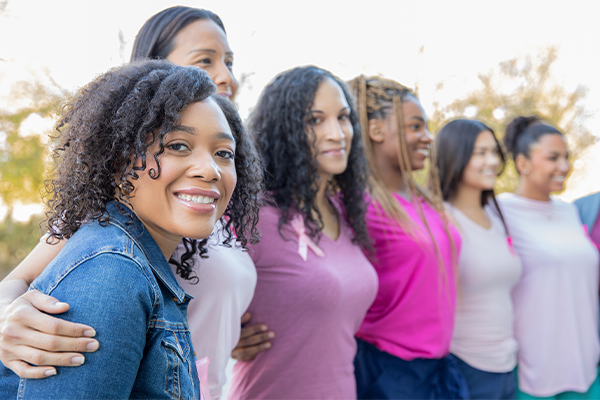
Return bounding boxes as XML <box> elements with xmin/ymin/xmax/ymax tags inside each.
<box><xmin>449</xmin><ymin>184</ymin><xmax>483</xmax><ymax>212</ymax></box>
<box><xmin>372</xmin><ymin>149</ymin><xmax>408</xmax><ymax>198</ymax></box>
<box><xmin>315</xmin><ymin>173</ymin><xmax>331</xmax><ymax>214</ymax></box>
<box><xmin>515</xmin><ymin>179</ymin><xmax>551</xmax><ymax>201</ymax></box>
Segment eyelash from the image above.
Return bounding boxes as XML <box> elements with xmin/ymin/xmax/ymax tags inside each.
<box><xmin>216</xmin><ymin>150</ymin><xmax>235</xmax><ymax>160</ymax></box>
<box><xmin>167</xmin><ymin>143</ymin><xmax>189</xmax><ymax>152</ymax></box>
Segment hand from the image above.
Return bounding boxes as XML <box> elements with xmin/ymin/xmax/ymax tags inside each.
<box><xmin>0</xmin><ymin>290</ymin><xmax>99</xmax><ymax>379</ymax></box>
<box><xmin>231</xmin><ymin>312</ymin><xmax>275</xmax><ymax>361</ymax></box>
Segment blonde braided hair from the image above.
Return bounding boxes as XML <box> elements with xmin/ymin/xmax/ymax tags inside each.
<box><xmin>348</xmin><ymin>75</ymin><xmax>457</xmax><ymax>277</ymax></box>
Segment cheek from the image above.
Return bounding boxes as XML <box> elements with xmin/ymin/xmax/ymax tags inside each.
<box><xmin>223</xmin><ymin>165</ymin><xmax>237</xmax><ymax>195</ymax></box>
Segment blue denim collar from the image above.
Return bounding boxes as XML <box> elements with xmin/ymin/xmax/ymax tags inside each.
<box><xmin>106</xmin><ymin>201</ymin><xmax>189</xmax><ymax>302</ymax></box>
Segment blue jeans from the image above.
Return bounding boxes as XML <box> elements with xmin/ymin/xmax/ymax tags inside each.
<box><xmin>451</xmin><ymin>354</ymin><xmax>516</xmax><ymax>399</ymax></box>
<box><xmin>0</xmin><ymin>202</ymin><xmax>200</xmax><ymax>399</ymax></box>
<box><xmin>354</xmin><ymin>338</ymin><xmax>469</xmax><ymax>399</ymax></box>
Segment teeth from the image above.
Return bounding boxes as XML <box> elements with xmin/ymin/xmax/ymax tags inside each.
<box><xmin>416</xmin><ymin>149</ymin><xmax>430</xmax><ymax>157</ymax></box>
<box><xmin>177</xmin><ymin>194</ymin><xmax>215</xmax><ymax>204</ymax></box>
<box><xmin>552</xmin><ymin>176</ymin><xmax>565</xmax><ymax>182</ymax></box>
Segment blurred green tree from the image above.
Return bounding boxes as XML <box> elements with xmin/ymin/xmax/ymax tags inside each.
<box><xmin>0</xmin><ymin>74</ymin><xmax>67</xmax><ymax>278</ymax></box>
<box><xmin>428</xmin><ymin>46</ymin><xmax>596</xmax><ymax>194</ymax></box>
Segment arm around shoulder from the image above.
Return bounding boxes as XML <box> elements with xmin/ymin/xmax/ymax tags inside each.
<box><xmin>20</xmin><ymin>252</ymin><xmax>156</xmax><ymax>399</ymax></box>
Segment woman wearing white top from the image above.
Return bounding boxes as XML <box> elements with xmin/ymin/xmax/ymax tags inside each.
<box><xmin>0</xmin><ymin>7</ymin><xmax>272</xmax><ymax>399</ymax></box>
<box><xmin>435</xmin><ymin>119</ymin><xmax>522</xmax><ymax>399</ymax></box>
<box><xmin>499</xmin><ymin>115</ymin><xmax>600</xmax><ymax>399</ymax></box>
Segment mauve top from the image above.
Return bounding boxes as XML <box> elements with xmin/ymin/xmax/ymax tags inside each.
<box><xmin>498</xmin><ymin>193</ymin><xmax>600</xmax><ymax>396</ymax></box>
<box><xmin>356</xmin><ymin>194</ymin><xmax>460</xmax><ymax>360</ymax></box>
<box><xmin>226</xmin><ymin>202</ymin><xmax>378</xmax><ymax>400</ymax></box>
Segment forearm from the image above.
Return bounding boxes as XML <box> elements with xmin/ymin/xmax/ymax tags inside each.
<box><xmin>0</xmin><ymin>279</ymin><xmax>29</xmax><ymax>308</ymax></box>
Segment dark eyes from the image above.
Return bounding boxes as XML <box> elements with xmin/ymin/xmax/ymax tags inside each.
<box><xmin>167</xmin><ymin>143</ymin><xmax>189</xmax><ymax>152</ymax></box>
<box><xmin>216</xmin><ymin>150</ymin><xmax>235</xmax><ymax>160</ymax></box>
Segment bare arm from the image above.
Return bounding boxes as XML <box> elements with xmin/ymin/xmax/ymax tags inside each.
<box><xmin>0</xmin><ymin>239</ymin><xmax>99</xmax><ymax>379</ymax></box>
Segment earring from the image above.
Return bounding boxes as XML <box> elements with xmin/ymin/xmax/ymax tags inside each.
<box><xmin>523</xmin><ymin>169</ymin><xmax>529</xmax><ymax>175</ymax></box>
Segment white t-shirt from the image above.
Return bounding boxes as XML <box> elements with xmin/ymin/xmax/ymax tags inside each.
<box><xmin>498</xmin><ymin>193</ymin><xmax>600</xmax><ymax>396</ymax></box>
<box><xmin>172</xmin><ymin>222</ymin><xmax>257</xmax><ymax>399</ymax></box>
<box><xmin>448</xmin><ymin>204</ymin><xmax>522</xmax><ymax>373</ymax></box>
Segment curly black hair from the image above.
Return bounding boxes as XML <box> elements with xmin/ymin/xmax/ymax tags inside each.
<box><xmin>248</xmin><ymin>66</ymin><xmax>370</xmax><ymax>248</ymax></box>
<box><xmin>44</xmin><ymin>60</ymin><xmax>262</xmax><ymax>281</ymax></box>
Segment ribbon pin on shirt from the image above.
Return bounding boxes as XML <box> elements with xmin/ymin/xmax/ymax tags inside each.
<box><xmin>291</xmin><ymin>214</ymin><xmax>325</xmax><ymax>261</ymax></box>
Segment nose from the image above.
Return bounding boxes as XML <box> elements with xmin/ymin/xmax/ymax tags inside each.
<box><xmin>558</xmin><ymin>157</ymin><xmax>571</xmax><ymax>174</ymax></box>
<box><xmin>211</xmin><ymin>61</ymin><xmax>235</xmax><ymax>97</ymax></box>
<box><xmin>325</xmin><ymin>119</ymin><xmax>346</xmax><ymax>142</ymax></box>
<box><xmin>421</xmin><ymin>127</ymin><xmax>433</xmax><ymax>144</ymax></box>
<box><xmin>187</xmin><ymin>152</ymin><xmax>221</xmax><ymax>182</ymax></box>
<box><xmin>486</xmin><ymin>151</ymin><xmax>501</xmax><ymax>168</ymax></box>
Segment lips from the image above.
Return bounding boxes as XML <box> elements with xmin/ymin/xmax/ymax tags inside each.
<box><xmin>415</xmin><ymin>148</ymin><xmax>430</xmax><ymax>157</ymax></box>
<box><xmin>173</xmin><ymin>189</ymin><xmax>220</xmax><ymax>212</ymax></box>
<box><xmin>322</xmin><ymin>148</ymin><xmax>345</xmax><ymax>156</ymax></box>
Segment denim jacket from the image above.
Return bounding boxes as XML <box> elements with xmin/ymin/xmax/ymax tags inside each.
<box><xmin>0</xmin><ymin>202</ymin><xmax>200</xmax><ymax>399</ymax></box>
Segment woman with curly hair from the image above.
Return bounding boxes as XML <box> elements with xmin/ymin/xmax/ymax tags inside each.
<box><xmin>0</xmin><ymin>7</ymin><xmax>267</xmax><ymax>398</ymax></box>
<box><xmin>498</xmin><ymin>116</ymin><xmax>600</xmax><ymax>399</ymax></box>
<box><xmin>347</xmin><ymin>75</ymin><xmax>467</xmax><ymax>399</ymax></box>
<box><xmin>436</xmin><ymin>119</ymin><xmax>522</xmax><ymax>399</ymax></box>
<box><xmin>225</xmin><ymin>66</ymin><xmax>378</xmax><ymax>399</ymax></box>
<box><xmin>0</xmin><ymin>60</ymin><xmax>262</xmax><ymax>398</ymax></box>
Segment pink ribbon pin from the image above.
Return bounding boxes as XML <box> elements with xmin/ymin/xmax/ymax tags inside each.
<box><xmin>291</xmin><ymin>214</ymin><xmax>325</xmax><ymax>261</ymax></box>
<box><xmin>507</xmin><ymin>236</ymin><xmax>517</xmax><ymax>255</ymax></box>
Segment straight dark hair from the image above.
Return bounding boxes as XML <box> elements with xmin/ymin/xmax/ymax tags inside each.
<box><xmin>435</xmin><ymin>119</ymin><xmax>509</xmax><ymax>234</ymax></box>
<box><xmin>131</xmin><ymin>6</ymin><xmax>226</xmax><ymax>61</ymax></box>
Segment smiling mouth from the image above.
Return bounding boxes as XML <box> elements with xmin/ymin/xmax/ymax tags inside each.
<box><xmin>552</xmin><ymin>176</ymin><xmax>566</xmax><ymax>182</ymax></box>
<box><xmin>416</xmin><ymin>149</ymin><xmax>430</xmax><ymax>157</ymax></box>
<box><xmin>176</xmin><ymin>194</ymin><xmax>216</xmax><ymax>204</ymax></box>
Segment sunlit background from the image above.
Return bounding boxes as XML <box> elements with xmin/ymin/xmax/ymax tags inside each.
<box><xmin>1</xmin><ymin>0</ymin><xmax>599</xmax><ymax>272</ymax></box>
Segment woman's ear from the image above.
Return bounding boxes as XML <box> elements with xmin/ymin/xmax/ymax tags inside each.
<box><xmin>368</xmin><ymin>119</ymin><xmax>385</xmax><ymax>143</ymax></box>
<box><xmin>515</xmin><ymin>153</ymin><xmax>530</xmax><ymax>176</ymax></box>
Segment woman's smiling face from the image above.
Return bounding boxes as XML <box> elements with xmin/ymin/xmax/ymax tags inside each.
<box><xmin>166</xmin><ymin>19</ymin><xmax>238</xmax><ymax>99</ymax></box>
<box><xmin>128</xmin><ymin>97</ymin><xmax>237</xmax><ymax>255</ymax></box>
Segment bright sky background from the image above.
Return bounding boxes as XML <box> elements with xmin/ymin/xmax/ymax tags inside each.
<box><xmin>1</xmin><ymin>0</ymin><xmax>599</xmax><ymax>216</ymax></box>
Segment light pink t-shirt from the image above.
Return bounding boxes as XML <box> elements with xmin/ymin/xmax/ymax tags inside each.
<box><xmin>448</xmin><ymin>204</ymin><xmax>522</xmax><ymax>373</ymax></box>
<box><xmin>172</xmin><ymin>222</ymin><xmax>256</xmax><ymax>399</ymax></box>
<box><xmin>226</xmin><ymin>204</ymin><xmax>378</xmax><ymax>400</ymax></box>
<box><xmin>356</xmin><ymin>195</ymin><xmax>460</xmax><ymax>360</ymax></box>
<box><xmin>498</xmin><ymin>193</ymin><xmax>600</xmax><ymax>396</ymax></box>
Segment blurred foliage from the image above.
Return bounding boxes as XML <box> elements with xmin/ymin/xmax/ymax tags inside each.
<box><xmin>0</xmin><ymin>73</ymin><xmax>67</xmax><ymax>278</ymax></box>
<box><xmin>0</xmin><ymin>214</ymin><xmax>44</xmax><ymax>279</ymax></box>
<box><xmin>428</xmin><ymin>46</ymin><xmax>596</xmax><ymax>194</ymax></box>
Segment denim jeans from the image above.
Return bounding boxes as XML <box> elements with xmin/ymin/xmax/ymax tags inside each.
<box><xmin>0</xmin><ymin>202</ymin><xmax>200</xmax><ymax>399</ymax></box>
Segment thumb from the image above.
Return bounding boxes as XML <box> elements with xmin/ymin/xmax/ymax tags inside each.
<box><xmin>240</xmin><ymin>312</ymin><xmax>252</xmax><ymax>326</ymax></box>
<box><xmin>23</xmin><ymin>290</ymin><xmax>70</xmax><ymax>314</ymax></box>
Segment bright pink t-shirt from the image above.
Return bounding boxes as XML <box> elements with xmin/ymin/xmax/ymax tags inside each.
<box><xmin>356</xmin><ymin>194</ymin><xmax>460</xmax><ymax>361</ymax></box>
<box><xmin>226</xmin><ymin>203</ymin><xmax>378</xmax><ymax>400</ymax></box>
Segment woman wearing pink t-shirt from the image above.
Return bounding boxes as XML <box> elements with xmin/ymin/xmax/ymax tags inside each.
<box><xmin>500</xmin><ymin>116</ymin><xmax>600</xmax><ymax>399</ymax></box>
<box><xmin>226</xmin><ymin>66</ymin><xmax>378</xmax><ymax>399</ymax></box>
<box><xmin>347</xmin><ymin>76</ymin><xmax>466</xmax><ymax>399</ymax></box>
<box><xmin>436</xmin><ymin>119</ymin><xmax>522</xmax><ymax>399</ymax></box>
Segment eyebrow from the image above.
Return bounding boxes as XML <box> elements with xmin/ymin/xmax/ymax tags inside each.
<box><xmin>309</xmin><ymin>106</ymin><xmax>350</xmax><ymax>114</ymax></box>
<box><xmin>187</xmin><ymin>48</ymin><xmax>234</xmax><ymax>56</ymax></box>
<box><xmin>406</xmin><ymin>116</ymin><xmax>425</xmax><ymax>123</ymax></box>
<box><xmin>172</xmin><ymin>126</ymin><xmax>235</xmax><ymax>143</ymax></box>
